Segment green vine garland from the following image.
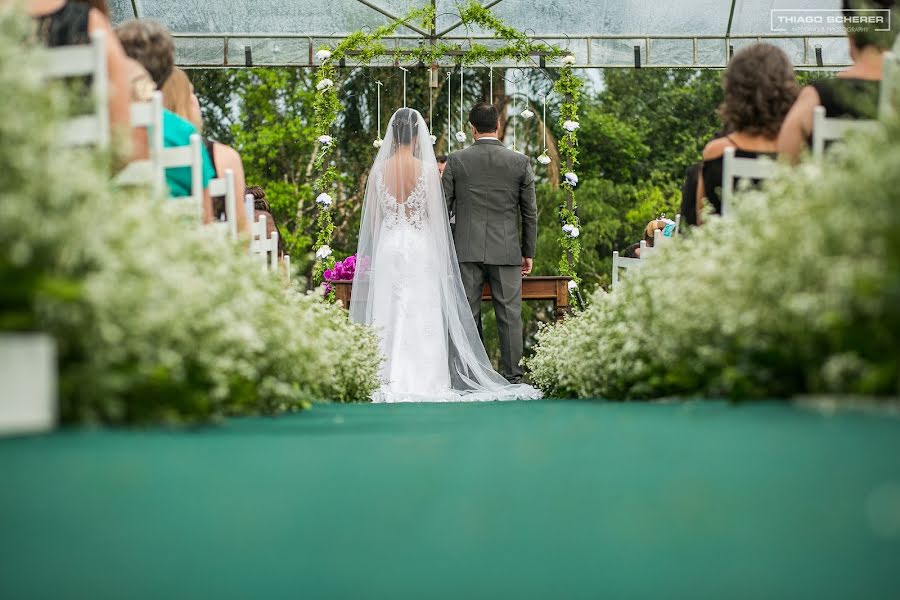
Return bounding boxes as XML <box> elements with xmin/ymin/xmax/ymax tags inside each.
<box><xmin>311</xmin><ymin>0</ymin><xmax>582</xmax><ymax>299</ymax></box>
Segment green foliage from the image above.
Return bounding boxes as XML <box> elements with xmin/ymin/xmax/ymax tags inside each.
<box><xmin>528</xmin><ymin>117</ymin><xmax>900</xmax><ymax>399</ymax></box>
<box><xmin>1</xmin><ymin>12</ymin><xmax>380</xmax><ymax>423</ymax></box>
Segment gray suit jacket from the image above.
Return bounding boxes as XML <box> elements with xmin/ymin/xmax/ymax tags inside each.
<box><xmin>443</xmin><ymin>139</ymin><xmax>537</xmax><ymax>266</ymax></box>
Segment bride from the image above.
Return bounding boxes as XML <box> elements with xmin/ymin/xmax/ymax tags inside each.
<box><xmin>349</xmin><ymin>108</ymin><xmax>542</xmax><ymax>403</ymax></box>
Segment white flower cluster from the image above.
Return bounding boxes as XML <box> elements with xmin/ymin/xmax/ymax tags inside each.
<box><xmin>373</xmin><ymin>138</ymin><xmax>383</xmax><ymax>149</ymax></box>
<box><xmin>562</xmin><ymin>224</ymin><xmax>580</xmax><ymax>238</ymax></box>
<box><xmin>316</xmin><ymin>78</ymin><xmax>334</xmax><ymax>91</ymax></box>
<box><xmin>537</xmin><ymin>151</ymin><xmax>552</xmax><ymax>165</ymax></box>
<box><xmin>520</xmin><ymin>109</ymin><xmax>534</xmax><ymax>119</ymax></box>
<box><xmin>527</xmin><ymin>117</ymin><xmax>900</xmax><ymax>400</ymax></box>
<box><xmin>564</xmin><ymin>172</ymin><xmax>578</xmax><ymax>187</ymax></box>
<box><xmin>455</xmin><ymin>131</ymin><xmax>467</xmax><ymax>143</ymax></box>
<box><xmin>318</xmin><ymin>134</ymin><xmax>333</xmax><ymax>146</ymax></box>
<box><xmin>563</xmin><ymin>120</ymin><xmax>580</xmax><ymax>132</ymax></box>
<box><xmin>316</xmin><ymin>245</ymin><xmax>332</xmax><ymax>259</ymax></box>
<box><xmin>562</xmin><ymin>54</ymin><xmax>577</xmax><ymax>66</ymax></box>
<box><xmin>0</xmin><ymin>14</ymin><xmax>381</xmax><ymax>423</ymax></box>
<box><xmin>315</xmin><ymin>48</ymin><xmax>332</xmax><ymax>62</ymax></box>
<box><xmin>315</xmin><ymin>193</ymin><xmax>333</xmax><ymax>208</ymax></box>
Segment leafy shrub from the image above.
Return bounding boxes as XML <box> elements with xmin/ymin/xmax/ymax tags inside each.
<box><xmin>527</xmin><ymin>113</ymin><xmax>900</xmax><ymax>400</ymax></box>
<box><xmin>0</xmin><ymin>12</ymin><xmax>380</xmax><ymax>423</ymax></box>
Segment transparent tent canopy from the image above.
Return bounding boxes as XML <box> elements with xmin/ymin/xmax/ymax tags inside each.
<box><xmin>109</xmin><ymin>0</ymin><xmax>851</xmax><ymax>68</ymax></box>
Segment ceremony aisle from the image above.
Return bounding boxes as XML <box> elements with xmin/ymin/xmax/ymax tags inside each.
<box><xmin>2</xmin><ymin>400</ymin><xmax>899</xmax><ymax>599</ymax></box>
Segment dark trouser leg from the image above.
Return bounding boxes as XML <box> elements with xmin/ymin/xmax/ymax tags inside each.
<box><xmin>486</xmin><ymin>264</ymin><xmax>524</xmax><ymax>383</ymax></box>
<box><xmin>458</xmin><ymin>262</ymin><xmax>487</xmax><ymax>340</ymax></box>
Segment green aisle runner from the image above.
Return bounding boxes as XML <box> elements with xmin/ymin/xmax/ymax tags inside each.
<box><xmin>1</xmin><ymin>400</ymin><xmax>899</xmax><ymax>599</ymax></box>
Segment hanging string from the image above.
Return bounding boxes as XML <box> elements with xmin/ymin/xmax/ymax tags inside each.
<box><xmin>459</xmin><ymin>68</ymin><xmax>464</xmax><ymax>135</ymax></box>
<box><xmin>376</xmin><ymin>80</ymin><xmax>383</xmax><ymax>138</ymax></box>
<box><xmin>541</xmin><ymin>93</ymin><xmax>547</xmax><ymax>151</ymax></box>
<box><xmin>447</xmin><ymin>71</ymin><xmax>452</xmax><ymax>149</ymax></box>
<box><xmin>429</xmin><ymin>74</ymin><xmax>433</xmax><ymax>133</ymax></box>
<box><xmin>489</xmin><ymin>66</ymin><xmax>493</xmax><ymax>104</ymax></box>
<box><xmin>399</xmin><ymin>66</ymin><xmax>409</xmax><ymax>108</ymax></box>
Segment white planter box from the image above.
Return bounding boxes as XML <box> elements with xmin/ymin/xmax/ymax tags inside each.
<box><xmin>0</xmin><ymin>333</ymin><xmax>57</xmax><ymax>435</ymax></box>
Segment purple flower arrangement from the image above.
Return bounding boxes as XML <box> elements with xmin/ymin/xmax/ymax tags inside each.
<box><xmin>323</xmin><ymin>254</ymin><xmax>357</xmax><ymax>296</ymax></box>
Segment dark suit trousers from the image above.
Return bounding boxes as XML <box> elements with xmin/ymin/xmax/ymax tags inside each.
<box><xmin>458</xmin><ymin>262</ymin><xmax>524</xmax><ymax>384</ymax></box>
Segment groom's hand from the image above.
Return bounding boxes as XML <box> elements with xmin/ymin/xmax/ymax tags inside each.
<box><xmin>521</xmin><ymin>257</ymin><xmax>533</xmax><ymax>276</ymax></box>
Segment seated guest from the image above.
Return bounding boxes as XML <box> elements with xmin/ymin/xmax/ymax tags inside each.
<box><xmin>162</xmin><ymin>67</ymin><xmax>249</xmax><ymax>234</ymax></box>
<box><xmin>696</xmin><ymin>44</ymin><xmax>798</xmax><ymax>222</ymax></box>
<box><xmin>778</xmin><ymin>0</ymin><xmax>894</xmax><ymax>162</ymax></box>
<box><xmin>246</xmin><ymin>186</ymin><xmax>283</xmax><ymax>257</ymax></box>
<box><xmin>115</xmin><ymin>18</ymin><xmax>215</xmax><ymax>221</ymax></box>
<box><xmin>622</xmin><ymin>218</ymin><xmax>676</xmax><ymax>258</ymax></box>
<box><xmin>27</xmin><ymin>0</ymin><xmax>134</xmax><ymax>158</ymax></box>
<box><xmin>678</xmin><ymin>162</ymin><xmax>702</xmax><ymax>228</ymax></box>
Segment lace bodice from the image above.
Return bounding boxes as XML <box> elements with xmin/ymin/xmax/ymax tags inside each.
<box><xmin>377</xmin><ymin>172</ymin><xmax>428</xmax><ymax>231</ymax></box>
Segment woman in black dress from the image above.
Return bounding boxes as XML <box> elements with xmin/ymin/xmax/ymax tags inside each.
<box><xmin>696</xmin><ymin>44</ymin><xmax>799</xmax><ymax>222</ymax></box>
<box><xmin>27</xmin><ymin>0</ymin><xmax>135</xmax><ymax>159</ymax></box>
<box><xmin>777</xmin><ymin>0</ymin><xmax>894</xmax><ymax>162</ymax></box>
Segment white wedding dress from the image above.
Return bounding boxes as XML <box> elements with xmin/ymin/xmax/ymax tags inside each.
<box><xmin>349</xmin><ymin>109</ymin><xmax>542</xmax><ymax>403</ymax></box>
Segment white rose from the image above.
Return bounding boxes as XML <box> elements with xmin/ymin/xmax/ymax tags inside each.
<box><xmin>563</xmin><ymin>120</ymin><xmax>580</xmax><ymax>132</ymax></box>
<box><xmin>567</xmin><ymin>280</ymin><xmax>578</xmax><ymax>291</ymax></box>
<box><xmin>430</xmin><ymin>134</ymin><xmax>437</xmax><ymax>145</ymax></box>
<box><xmin>455</xmin><ymin>131</ymin><xmax>467</xmax><ymax>143</ymax></box>
<box><xmin>562</xmin><ymin>54</ymin><xmax>577</xmax><ymax>65</ymax></box>
<box><xmin>520</xmin><ymin>109</ymin><xmax>534</xmax><ymax>119</ymax></box>
<box><xmin>537</xmin><ymin>152</ymin><xmax>552</xmax><ymax>165</ymax></box>
<box><xmin>318</xmin><ymin>135</ymin><xmax>333</xmax><ymax>146</ymax></box>
<box><xmin>316</xmin><ymin>245</ymin><xmax>332</xmax><ymax>260</ymax></box>
<box><xmin>373</xmin><ymin>138</ymin><xmax>383</xmax><ymax>149</ymax></box>
<box><xmin>315</xmin><ymin>49</ymin><xmax>332</xmax><ymax>61</ymax></box>
<box><xmin>564</xmin><ymin>172</ymin><xmax>579</xmax><ymax>187</ymax></box>
<box><xmin>316</xmin><ymin>78</ymin><xmax>334</xmax><ymax>91</ymax></box>
<box><xmin>315</xmin><ymin>193</ymin><xmax>333</xmax><ymax>208</ymax></box>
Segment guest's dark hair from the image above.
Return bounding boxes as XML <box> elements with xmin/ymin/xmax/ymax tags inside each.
<box><xmin>115</xmin><ymin>19</ymin><xmax>175</xmax><ymax>89</ymax></box>
<box><xmin>719</xmin><ymin>44</ymin><xmax>799</xmax><ymax>138</ymax></box>
<box><xmin>842</xmin><ymin>0</ymin><xmax>896</xmax><ymax>49</ymax></box>
<box><xmin>436</xmin><ymin>155</ymin><xmax>448</xmax><ymax>164</ymax></box>
<box><xmin>246</xmin><ymin>185</ymin><xmax>270</xmax><ymax>213</ymax></box>
<box><xmin>75</xmin><ymin>0</ymin><xmax>109</xmax><ymax>16</ymax></box>
<box><xmin>469</xmin><ymin>102</ymin><xmax>499</xmax><ymax>134</ymax></box>
<box><xmin>391</xmin><ymin>108</ymin><xmax>419</xmax><ymax>145</ymax></box>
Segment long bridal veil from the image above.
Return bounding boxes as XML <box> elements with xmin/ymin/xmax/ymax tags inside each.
<box><xmin>349</xmin><ymin>108</ymin><xmax>541</xmax><ymax>402</ymax></box>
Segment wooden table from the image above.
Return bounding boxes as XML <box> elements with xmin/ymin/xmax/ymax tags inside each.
<box><xmin>329</xmin><ymin>276</ymin><xmax>572</xmax><ymax>320</ymax></box>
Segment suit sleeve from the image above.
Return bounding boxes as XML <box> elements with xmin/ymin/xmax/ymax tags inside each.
<box><xmin>442</xmin><ymin>155</ymin><xmax>456</xmax><ymax>218</ymax></box>
<box><xmin>519</xmin><ymin>158</ymin><xmax>537</xmax><ymax>258</ymax></box>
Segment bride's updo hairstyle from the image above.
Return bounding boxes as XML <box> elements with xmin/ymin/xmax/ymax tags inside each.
<box><xmin>391</xmin><ymin>108</ymin><xmax>419</xmax><ymax>146</ymax></box>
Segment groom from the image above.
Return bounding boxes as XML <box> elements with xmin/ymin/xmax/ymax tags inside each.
<box><xmin>442</xmin><ymin>102</ymin><xmax>537</xmax><ymax>384</ymax></box>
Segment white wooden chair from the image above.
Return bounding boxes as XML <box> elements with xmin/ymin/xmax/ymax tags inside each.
<box><xmin>114</xmin><ymin>91</ymin><xmax>164</xmax><ymax>193</ymax></box>
<box><xmin>41</xmin><ymin>30</ymin><xmax>109</xmax><ymax>149</ymax></box>
<box><xmin>720</xmin><ymin>147</ymin><xmax>778</xmax><ymax>217</ymax></box>
<box><xmin>283</xmin><ymin>255</ymin><xmax>291</xmax><ymax>283</ymax></box>
<box><xmin>611</xmin><ymin>240</ymin><xmax>647</xmax><ymax>291</ymax></box>
<box><xmin>207</xmin><ymin>169</ymin><xmax>238</xmax><ymax>240</ymax></box>
<box><xmin>812</xmin><ymin>106</ymin><xmax>880</xmax><ymax>160</ymax></box>
<box><xmin>251</xmin><ymin>214</ymin><xmax>280</xmax><ymax>272</ymax></box>
<box><xmin>158</xmin><ymin>133</ymin><xmax>204</xmax><ymax>219</ymax></box>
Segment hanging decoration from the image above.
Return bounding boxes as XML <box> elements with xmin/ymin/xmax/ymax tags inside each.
<box><xmin>309</xmin><ymin>1</ymin><xmax>580</xmax><ymax>297</ymax></box>
<box><xmin>537</xmin><ymin>93</ymin><xmax>551</xmax><ymax>165</ymax></box>
<box><xmin>455</xmin><ymin>69</ymin><xmax>466</xmax><ymax>144</ymax></box>
<box><xmin>447</xmin><ymin>71</ymin><xmax>453</xmax><ymax>148</ymax></box>
<box><xmin>373</xmin><ymin>80</ymin><xmax>383</xmax><ymax>148</ymax></box>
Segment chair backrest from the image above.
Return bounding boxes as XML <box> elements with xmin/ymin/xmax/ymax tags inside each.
<box><xmin>207</xmin><ymin>169</ymin><xmax>237</xmax><ymax>240</ymax></box>
<box><xmin>611</xmin><ymin>240</ymin><xmax>646</xmax><ymax>291</ymax></box>
<box><xmin>250</xmin><ymin>214</ymin><xmax>279</xmax><ymax>272</ymax></box>
<box><xmin>159</xmin><ymin>133</ymin><xmax>204</xmax><ymax>218</ymax></box>
<box><xmin>113</xmin><ymin>91</ymin><xmax>164</xmax><ymax>193</ymax></box>
<box><xmin>812</xmin><ymin>106</ymin><xmax>880</xmax><ymax>159</ymax></box>
<box><xmin>42</xmin><ymin>31</ymin><xmax>109</xmax><ymax>149</ymax></box>
<box><xmin>720</xmin><ymin>147</ymin><xmax>778</xmax><ymax>217</ymax></box>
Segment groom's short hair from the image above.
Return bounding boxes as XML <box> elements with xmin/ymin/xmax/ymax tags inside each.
<box><xmin>469</xmin><ymin>102</ymin><xmax>499</xmax><ymax>134</ymax></box>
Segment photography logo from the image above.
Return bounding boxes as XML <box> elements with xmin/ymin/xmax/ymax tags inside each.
<box><xmin>771</xmin><ymin>8</ymin><xmax>891</xmax><ymax>35</ymax></box>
